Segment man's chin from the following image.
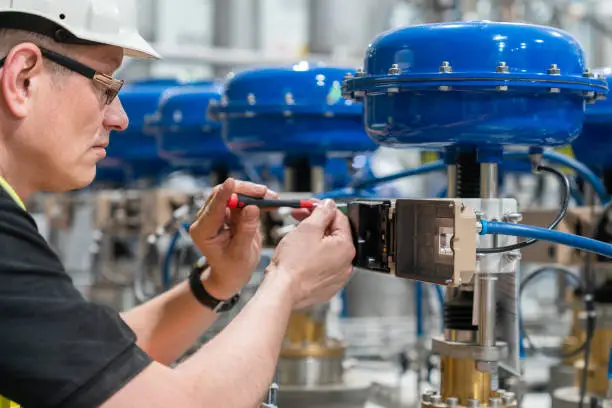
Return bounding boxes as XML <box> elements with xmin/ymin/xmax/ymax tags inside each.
<box><xmin>62</xmin><ymin>170</ymin><xmax>97</xmax><ymax>192</ymax></box>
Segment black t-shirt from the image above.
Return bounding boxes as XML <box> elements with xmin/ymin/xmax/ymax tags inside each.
<box><xmin>0</xmin><ymin>188</ymin><xmax>153</xmax><ymax>407</ymax></box>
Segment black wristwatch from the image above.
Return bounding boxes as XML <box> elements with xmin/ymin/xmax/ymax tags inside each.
<box><xmin>189</xmin><ymin>258</ymin><xmax>240</xmax><ymax>313</ymax></box>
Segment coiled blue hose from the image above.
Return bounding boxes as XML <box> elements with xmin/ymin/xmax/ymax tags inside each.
<box><xmin>480</xmin><ymin>220</ymin><xmax>612</xmax><ymax>258</ymax></box>
<box><xmin>416</xmin><ymin>282</ymin><xmax>424</xmax><ymax>339</ymax></box>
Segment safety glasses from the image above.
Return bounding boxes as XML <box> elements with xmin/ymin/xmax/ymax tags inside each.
<box><xmin>0</xmin><ymin>46</ymin><xmax>124</xmax><ymax>105</ymax></box>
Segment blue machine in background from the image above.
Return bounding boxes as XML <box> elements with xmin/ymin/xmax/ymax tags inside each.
<box><xmin>147</xmin><ymin>82</ymin><xmax>244</xmax><ymax>183</ymax></box>
<box><xmin>215</xmin><ymin>62</ymin><xmax>376</xmax><ymax>155</ymax></box>
<box><xmin>573</xmin><ymin>69</ymin><xmax>612</xmax><ymax>178</ymax></box>
<box><xmin>211</xmin><ymin>62</ymin><xmax>378</xmax><ymax>192</ymax></box>
<box><xmin>341</xmin><ymin>20</ymin><xmax>609</xmax><ymax>404</ymax></box>
<box><xmin>343</xmin><ymin>21</ymin><xmax>606</xmax><ymax>152</ymax></box>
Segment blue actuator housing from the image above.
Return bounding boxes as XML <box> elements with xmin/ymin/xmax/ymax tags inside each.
<box><xmin>342</xmin><ymin>21</ymin><xmax>608</xmax><ymax>149</ymax></box>
<box><xmin>573</xmin><ymin>70</ymin><xmax>612</xmax><ymax>170</ymax></box>
<box><xmin>147</xmin><ymin>82</ymin><xmax>242</xmax><ymax>173</ymax></box>
<box><xmin>210</xmin><ymin>63</ymin><xmax>377</xmax><ymax>157</ymax></box>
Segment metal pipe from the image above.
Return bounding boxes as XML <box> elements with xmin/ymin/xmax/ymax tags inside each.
<box><xmin>480</xmin><ymin>163</ymin><xmax>498</xmax><ymax>199</ymax></box>
<box><xmin>283</xmin><ymin>167</ymin><xmax>294</xmax><ymax>192</ymax></box>
<box><xmin>477</xmin><ymin>275</ymin><xmax>497</xmax><ymax>347</ymax></box>
<box><xmin>447</xmin><ymin>164</ymin><xmax>457</xmax><ymax>198</ymax></box>
<box><xmin>311</xmin><ymin>166</ymin><xmax>325</xmax><ymax>194</ymax></box>
<box><xmin>478</xmin><ymin>162</ymin><xmax>499</xmax><ymax>348</ymax></box>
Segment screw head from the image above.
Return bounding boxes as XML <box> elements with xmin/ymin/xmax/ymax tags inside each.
<box><xmin>388</xmin><ymin>64</ymin><xmax>401</xmax><ymax>75</ymax></box>
<box><xmin>430</xmin><ymin>395</ymin><xmax>442</xmax><ymax>404</ymax></box>
<box><xmin>501</xmin><ymin>392</ymin><xmax>516</xmax><ymax>404</ymax></box>
<box><xmin>504</xmin><ymin>212</ymin><xmax>523</xmax><ymax>223</ymax></box>
<box><xmin>440</xmin><ymin>61</ymin><xmax>453</xmax><ymax>73</ymax></box>
<box><xmin>549</xmin><ymin>87</ymin><xmax>561</xmax><ymax>93</ymax></box>
<box><xmin>247</xmin><ymin>93</ymin><xmax>256</xmax><ymax>105</ymax></box>
<box><xmin>284</xmin><ymin>92</ymin><xmax>295</xmax><ymax>105</ymax></box>
<box><xmin>467</xmin><ymin>399</ymin><xmax>480</xmax><ymax>408</ymax></box>
<box><xmin>583</xmin><ymin>69</ymin><xmax>595</xmax><ymax>78</ymax></box>
<box><xmin>356</xmin><ymin>68</ymin><xmax>366</xmax><ymax>77</ymax></box>
<box><xmin>496</xmin><ymin>62</ymin><xmax>509</xmax><ymax>73</ymax></box>
<box><xmin>439</xmin><ymin>85</ymin><xmax>452</xmax><ymax>91</ymax></box>
<box><xmin>488</xmin><ymin>397</ymin><xmax>502</xmax><ymax>408</ymax></box>
<box><xmin>496</xmin><ymin>85</ymin><xmax>508</xmax><ymax>91</ymax></box>
<box><xmin>422</xmin><ymin>390</ymin><xmax>436</xmax><ymax>402</ymax></box>
<box><xmin>445</xmin><ymin>397</ymin><xmax>459</xmax><ymax>407</ymax></box>
<box><xmin>548</xmin><ymin>64</ymin><xmax>561</xmax><ymax>75</ymax></box>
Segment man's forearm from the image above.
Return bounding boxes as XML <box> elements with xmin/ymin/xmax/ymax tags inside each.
<box><xmin>121</xmin><ymin>281</ymin><xmax>218</xmax><ymax>365</ymax></box>
<box><xmin>176</xmin><ymin>272</ymin><xmax>294</xmax><ymax>408</ymax></box>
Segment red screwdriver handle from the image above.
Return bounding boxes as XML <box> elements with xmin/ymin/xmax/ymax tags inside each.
<box><xmin>227</xmin><ymin>194</ymin><xmax>316</xmax><ymax>209</ymax></box>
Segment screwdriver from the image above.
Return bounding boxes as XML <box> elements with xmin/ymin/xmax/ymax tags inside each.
<box><xmin>227</xmin><ymin>193</ymin><xmax>318</xmax><ymax>209</ymax></box>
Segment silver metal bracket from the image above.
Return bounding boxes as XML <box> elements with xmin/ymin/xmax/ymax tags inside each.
<box><xmin>432</xmin><ymin>337</ymin><xmax>508</xmax><ymax>362</ymax></box>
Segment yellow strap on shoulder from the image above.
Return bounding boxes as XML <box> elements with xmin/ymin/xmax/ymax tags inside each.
<box><xmin>0</xmin><ymin>177</ymin><xmax>26</xmax><ymax>211</ymax></box>
<box><xmin>0</xmin><ymin>396</ymin><xmax>19</xmax><ymax>408</ymax></box>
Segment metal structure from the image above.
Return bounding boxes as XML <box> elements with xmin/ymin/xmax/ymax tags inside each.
<box><xmin>343</xmin><ymin>20</ymin><xmax>606</xmax><ymax>407</ymax></box>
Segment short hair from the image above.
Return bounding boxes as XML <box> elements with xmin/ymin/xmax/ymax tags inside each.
<box><xmin>0</xmin><ymin>28</ymin><xmax>71</xmax><ymax>75</ymax></box>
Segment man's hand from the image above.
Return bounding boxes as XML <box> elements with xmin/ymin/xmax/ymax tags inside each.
<box><xmin>267</xmin><ymin>199</ymin><xmax>356</xmax><ymax>310</ymax></box>
<box><xmin>189</xmin><ymin>178</ymin><xmax>277</xmax><ymax>299</ymax></box>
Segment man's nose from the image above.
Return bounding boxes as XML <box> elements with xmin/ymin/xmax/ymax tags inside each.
<box><xmin>104</xmin><ymin>97</ymin><xmax>129</xmax><ymax>132</ymax></box>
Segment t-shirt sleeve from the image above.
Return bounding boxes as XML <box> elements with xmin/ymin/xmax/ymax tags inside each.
<box><xmin>0</xmin><ymin>191</ymin><xmax>153</xmax><ymax>408</ymax></box>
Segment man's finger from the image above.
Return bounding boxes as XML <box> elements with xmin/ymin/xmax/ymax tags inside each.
<box><xmin>299</xmin><ymin>199</ymin><xmax>337</xmax><ymax>234</ymax></box>
<box><xmin>291</xmin><ymin>208</ymin><xmax>313</xmax><ymax>222</ymax></box>
<box><xmin>329</xmin><ymin>209</ymin><xmax>353</xmax><ymax>240</ymax></box>
<box><xmin>233</xmin><ymin>180</ymin><xmax>274</xmax><ymax>199</ymax></box>
<box><xmin>190</xmin><ymin>178</ymin><xmax>236</xmax><ymax>239</ymax></box>
<box><xmin>229</xmin><ymin>205</ymin><xmax>261</xmax><ymax>256</ymax></box>
<box><xmin>290</xmin><ymin>198</ymin><xmax>321</xmax><ymax>221</ymax></box>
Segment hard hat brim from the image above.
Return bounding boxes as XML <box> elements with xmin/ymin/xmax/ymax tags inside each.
<box><xmin>0</xmin><ymin>9</ymin><xmax>161</xmax><ymax>60</ymax></box>
<box><xmin>72</xmin><ymin>28</ymin><xmax>162</xmax><ymax>60</ymax></box>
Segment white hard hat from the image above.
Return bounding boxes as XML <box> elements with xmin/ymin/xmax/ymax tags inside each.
<box><xmin>0</xmin><ymin>0</ymin><xmax>160</xmax><ymax>59</ymax></box>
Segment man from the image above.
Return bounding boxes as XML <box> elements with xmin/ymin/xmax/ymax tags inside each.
<box><xmin>0</xmin><ymin>2</ymin><xmax>356</xmax><ymax>407</ymax></box>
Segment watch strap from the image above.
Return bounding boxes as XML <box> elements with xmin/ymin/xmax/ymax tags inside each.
<box><xmin>189</xmin><ymin>259</ymin><xmax>240</xmax><ymax>313</ymax></box>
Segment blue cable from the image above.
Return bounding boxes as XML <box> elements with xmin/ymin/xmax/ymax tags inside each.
<box><xmin>504</xmin><ymin>151</ymin><xmax>610</xmax><ymax>204</ymax></box>
<box><xmin>434</xmin><ymin>284</ymin><xmax>445</xmax><ymax>309</ymax></box>
<box><xmin>415</xmin><ymin>282</ymin><xmax>424</xmax><ymax>339</ymax></box>
<box><xmin>608</xmin><ymin>345</ymin><xmax>612</xmax><ymax>380</ymax></box>
<box><xmin>352</xmin><ymin>161</ymin><xmax>446</xmax><ymax>189</ymax></box>
<box><xmin>162</xmin><ymin>229</ymin><xmax>181</xmax><ymax>290</ymax></box>
<box><xmin>480</xmin><ymin>220</ymin><xmax>612</xmax><ymax>258</ymax></box>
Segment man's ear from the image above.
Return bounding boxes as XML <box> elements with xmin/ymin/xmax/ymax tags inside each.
<box><xmin>0</xmin><ymin>43</ymin><xmax>45</xmax><ymax>119</ymax></box>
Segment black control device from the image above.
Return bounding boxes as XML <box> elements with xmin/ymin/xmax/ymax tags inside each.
<box><xmin>346</xmin><ymin>199</ymin><xmax>468</xmax><ymax>286</ymax></box>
